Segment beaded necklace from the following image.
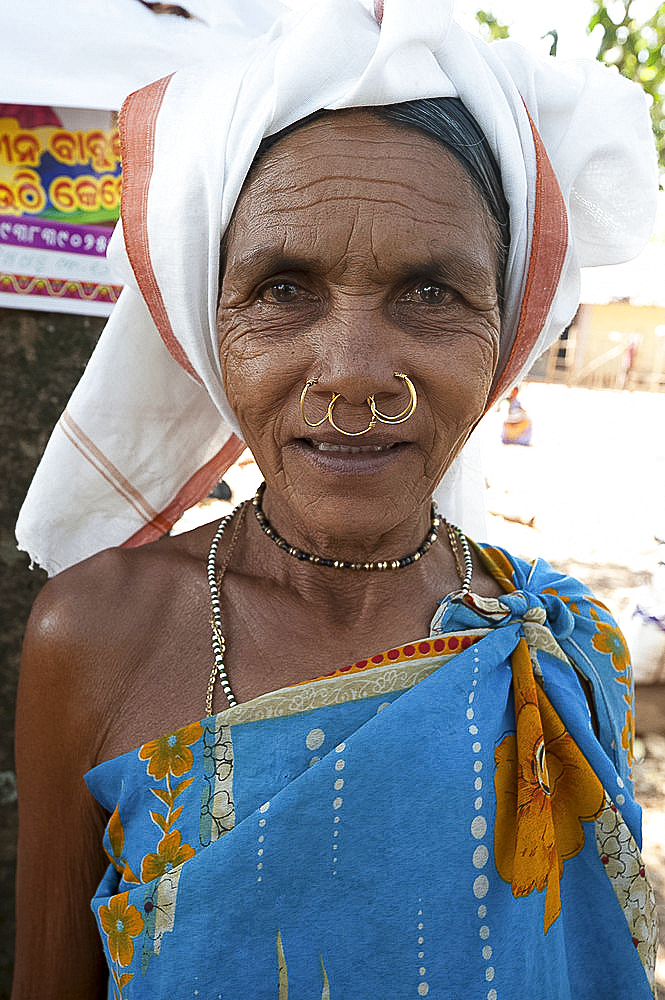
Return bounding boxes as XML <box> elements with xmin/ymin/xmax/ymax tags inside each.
<box><xmin>252</xmin><ymin>481</ymin><xmax>441</xmax><ymax>570</ymax></box>
<box><xmin>206</xmin><ymin>483</ymin><xmax>473</xmax><ymax>713</ymax></box>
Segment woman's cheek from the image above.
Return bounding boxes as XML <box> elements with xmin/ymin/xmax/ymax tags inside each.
<box><xmin>218</xmin><ymin>333</ymin><xmax>289</xmax><ymax>446</ymax></box>
<box><xmin>219</xmin><ymin>314</ymin><xmax>268</xmax><ymax>388</ymax></box>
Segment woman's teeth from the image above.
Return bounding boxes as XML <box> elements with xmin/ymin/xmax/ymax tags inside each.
<box><xmin>313</xmin><ymin>442</ymin><xmax>395</xmax><ymax>453</ymax></box>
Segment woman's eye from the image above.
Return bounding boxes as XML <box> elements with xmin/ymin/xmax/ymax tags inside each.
<box><xmin>409</xmin><ymin>281</ymin><xmax>450</xmax><ymax>305</ymax></box>
<box><xmin>398</xmin><ymin>281</ymin><xmax>452</xmax><ymax>306</ymax></box>
<box><xmin>261</xmin><ymin>281</ymin><xmax>299</xmax><ymax>303</ymax></box>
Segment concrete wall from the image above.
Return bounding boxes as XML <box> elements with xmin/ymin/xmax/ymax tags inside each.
<box><xmin>0</xmin><ymin>306</ymin><xmax>103</xmax><ymax>998</ymax></box>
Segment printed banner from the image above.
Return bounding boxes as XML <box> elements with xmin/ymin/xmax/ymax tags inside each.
<box><xmin>0</xmin><ymin>106</ymin><xmax>122</xmax><ymax>316</ymax></box>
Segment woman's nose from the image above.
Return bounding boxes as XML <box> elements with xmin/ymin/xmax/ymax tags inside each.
<box><xmin>311</xmin><ymin>298</ymin><xmax>401</xmax><ymax>406</ymax></box>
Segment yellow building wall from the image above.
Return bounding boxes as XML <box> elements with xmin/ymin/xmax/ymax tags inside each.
<box><xmin>537</xmin><ymin>301</ymin><xmax>665</xmax><ymax>390</ymax></box>
<box><xmin>584</xmin><ymin>303</ymin><xmax>665</xmax><ymax>375</ymax></box>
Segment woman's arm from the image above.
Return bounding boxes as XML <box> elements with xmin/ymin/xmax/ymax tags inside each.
<box><xmin>12</xmin><ymin>579</ymin><xmax>111</xmax><ymax>1000</ymax></box>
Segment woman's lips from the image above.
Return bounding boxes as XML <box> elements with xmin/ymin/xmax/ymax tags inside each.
<box><xmin>289</xmin><ymin>437</ymin><xmax>408</xmax><ymax>473</ymax></box>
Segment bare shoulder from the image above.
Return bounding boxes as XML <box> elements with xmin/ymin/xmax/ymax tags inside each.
<box><xmin>21</xmin><ymin>522</ymin><xmax>219</xmax><ymax>763</ymax></box>
<box><xmin>27</xmin><ymin>522</ymin><xmax>215</xmax><ymax>646</ymax></box>
<box><xmin>26</xmin><ymin>543</ymin><xmax>163</xmax><ymax>684</ymax></box>
<box><xmin>32</xmin><ymin>529</ymin><xmax>190</xmax><ymax>619</ymax></box>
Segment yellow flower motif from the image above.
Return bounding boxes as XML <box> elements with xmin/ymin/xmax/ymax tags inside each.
<box><xmin>108</xmin><ymin>804</ymin><xmax>125</xmax><ymax>860</ymax></box>
<box><xmin>139</xmin><ymin>721</ymin><xmax>203</xmax><ymax>780</ymax></box>
<box><xmin>621</xmin><ymin>700</ymin><xmax>635</xmax><ymax>769</ymax></box>
<box><xmin>591</xmin><ymin>620</ymin><xmax>629</xmax><ymax>673</ymax></box>
<box><xmin>105</xmin><ymin>805</ymin><xmax>140</xmax><ymax>884</ymax></box>
<box><xmin>141</xmin><ymin>829</ymin><xmax>196</xmax><ymax>882</ymax></box>
<box><xmin>541</xmin><ymin>587</ymin><xmax>580</xmax><ymax>616</ymax></box>
<box><xmin>494</xmin><ymin>638</ymin><xmax>605</xmax><ymax>933</ymax></box>
<box><xmin>98</xmin><ymin>891</ymin><xmax>144</xmax><ymax>967</ymax></box>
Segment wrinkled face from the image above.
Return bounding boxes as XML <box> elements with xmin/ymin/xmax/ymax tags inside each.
<box><xmin>217</xmin><ymin>111</ymin><xmax>501</xmax><ymax>546</ymax></box>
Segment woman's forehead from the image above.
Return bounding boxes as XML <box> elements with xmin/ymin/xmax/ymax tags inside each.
<box><xmin>225</xmin><ymin>111</ymin><xmax>496</xmax><ymax>268</ymax></box>
<box><xmin>241</xmin><ymin>109</ymin><xmax>472</xmax><ymax>197</ymax></box>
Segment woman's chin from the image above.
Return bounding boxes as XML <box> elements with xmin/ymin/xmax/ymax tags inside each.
<box><xmin>263</xmin><ymin>447</ymin><xmax>434</xmax><ymax>560</ymax></box>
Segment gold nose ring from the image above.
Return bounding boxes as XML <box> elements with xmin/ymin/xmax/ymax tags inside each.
<box><xmin>370</xmin><ymin>373</ymin><xmax>417</xmax><ymax>424</ymax></box>
<box><xmin>299</xmin><ymin>380</ymin><xmax>330</xmax><ymax>427</ymax></box>
<box><xmin>300</xmin><ymin>373</ymin><xmax>417</xmax><ymax>438</ymax></box>
<box><xmin>300</xmin><ymin>381</ymin><xmax>377</xmax><ymax>436</ymax></box>
<box><xmin>327</xmin><ymin>394</ymin><xmax>377</xmax><ymax>436</ymax></box>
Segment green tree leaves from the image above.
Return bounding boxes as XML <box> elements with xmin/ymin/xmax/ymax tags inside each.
<box><xmin>475</xmin><ymin>2</ymin><xmax>665</xmax><ymax>171</ymax></box>
<box><xmin>590</xmin><ymin>1</ymin><xmax>665</xmax><ymax>170</ymax></box>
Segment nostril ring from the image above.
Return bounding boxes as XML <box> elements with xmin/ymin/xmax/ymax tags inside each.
<box><xmin>300</xmin><ymin>373</ymin><xmax>417</xmax><ymax>435</ymax></box>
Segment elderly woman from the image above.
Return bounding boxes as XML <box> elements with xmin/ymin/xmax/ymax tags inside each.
<box><xmin>12</xmin><ymin>1</ymin><xmax>659</xmax><ymax>997</ymax></box>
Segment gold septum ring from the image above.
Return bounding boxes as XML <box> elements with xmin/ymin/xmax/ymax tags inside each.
<box><xmin>300</xmin><ymin>373</ymin><xmax>417</xmax><ymax>437</ymax></box>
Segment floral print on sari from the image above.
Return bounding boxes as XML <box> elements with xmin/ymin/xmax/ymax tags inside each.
<box><xmin>494</xmin><ymin>636</ymin><xmax>605</xmax><ymax>932</ymax></box>
<box><xmin>138</xmin><ymin>721</ymin><xmax>203</xmax><ymax>780</ymax></box>
<box><xmin>97</xmin><ymin>721</ymin><xmax>204</xmax><ymax>981</ymax></box>
<box><xmin>537</xmin><ymin>584</ymin><xmax>636</xmax><ymax>775</ymax></box>
<box><xmin>98</xmin><ymin>891</ymin><xmax>145</xmax><ymax>999</ymax></box>
<box><xmin>86</xmin><ymin>546</ymin><xmax>656</xmax><ymax>998</ymax></box>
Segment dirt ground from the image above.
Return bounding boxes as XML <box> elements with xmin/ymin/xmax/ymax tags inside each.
<box><xmin>176</xmin><ymin>381</ymin><xmax>665</xmax><ymax>989</ymax></box>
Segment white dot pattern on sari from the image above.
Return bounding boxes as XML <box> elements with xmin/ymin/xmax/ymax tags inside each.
<box><xmin>468</xmin><ymin>655</ymin><xmax>497</xmax><ymax>996</ymax></box>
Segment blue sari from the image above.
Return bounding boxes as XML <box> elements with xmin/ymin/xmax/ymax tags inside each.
<box><xmin>86</xmin><ymin>545</ymin><xmax>658</xmax><ymax>998</ymax></box>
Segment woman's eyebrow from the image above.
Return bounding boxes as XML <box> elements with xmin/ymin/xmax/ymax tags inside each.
<box><xmin>422</xmin><ymin>246</ymin><xmax>497</xmax><ymax>286</ymax></box>
<box><xmin>224</xmin><ymin>247</ymin><xmax>319</xmax><ymax>279</ymax></box>
<box><xmin>224</xmin><ymin>244</ymin><xmax>496</xmax><ymax>284</ymax></box>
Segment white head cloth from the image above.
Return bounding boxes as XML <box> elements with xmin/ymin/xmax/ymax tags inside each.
<box><xmin>17</xmin><ymin>0</ymin><xmax>657</xmax><ymax>575</ymax></box>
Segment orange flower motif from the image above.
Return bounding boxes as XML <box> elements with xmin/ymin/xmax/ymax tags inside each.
<box><xmin>105</xmin><ymin>805</ymin><xmax>140</xmax><ymax>884</ymax></box>
<box><xmin>541</xmin><ymin>587</ymin><xmax>581</xmax><ymax>616</ymax></box>
<box><xmin>591</xmin><ymin>620</ymin><xmax>630</xmax><ymax>673</ymax></box>
<box><xmin>494</xmin><ymin>638</ymin><xmax>604</xmax><ymax>933</ymax></box>
<box><xmin>98</xmin><ymin>891</ymin><xmax>144</xmax><ymax>967</ymax></box>
<box><xmin>139</xmin><ymin>721</ymin><xmax>203</xmax><ymax>780</ymax></box>
<box><xmin>141</xmin><ymin>829</ymin><xmax>196</xmax><ymax>882</ymax></box>
<box><xmin>108</xmin><ymin>804</ymin><xmax>125</xmax><ymax>860</ymax></box>
<box><xmin>621</xmin><ymin>701</ymin><xmax>636</xmax><ymax>769</ymax></box>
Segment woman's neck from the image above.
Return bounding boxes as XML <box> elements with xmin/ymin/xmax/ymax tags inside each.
<box><xmin>257</xmin><ymin>482</ymin><xmax>436</xmax><ymax>569</ymax></box>
<box><xmin>236</xmin><ymin>493</ymin><xmax>461</xmax><ymax>629</ymax></box>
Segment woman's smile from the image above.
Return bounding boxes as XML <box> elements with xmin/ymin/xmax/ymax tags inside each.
<box><xmin>289</xmin><ymin>435</ymin><xmax>408</xmax><ymax>475</ymax></box>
